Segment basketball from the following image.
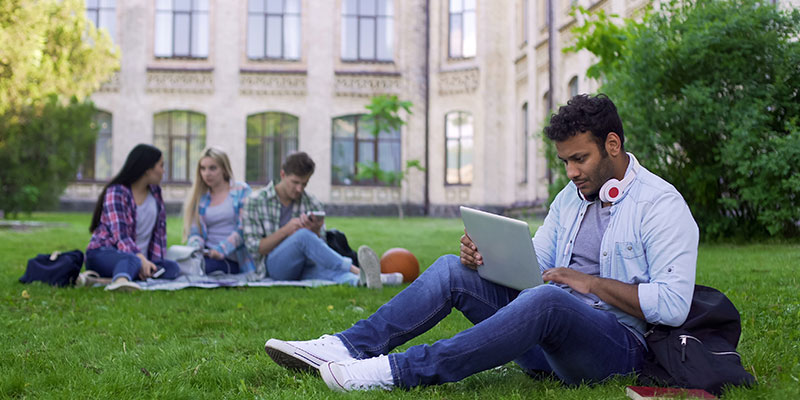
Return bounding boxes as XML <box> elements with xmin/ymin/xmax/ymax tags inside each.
<box><xmin>380</xmin><ymin>248</ymin><xmax>420</xmax><ymax>283</ymax></box>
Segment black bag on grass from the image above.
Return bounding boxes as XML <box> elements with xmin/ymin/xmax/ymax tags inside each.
<box><xmin>325</xmin><ymin>229</ymin><xmax>359</xmax><ymax>267</ymax></box>
<box><xmin>640</xmin><ymin>285</ymin><xmax>756</xmax><ymax>396</ymax></box>
<box><xmin>19</xmin><ymin>250</ymin><xmax>84</xmax><ymax>287</ymax></box>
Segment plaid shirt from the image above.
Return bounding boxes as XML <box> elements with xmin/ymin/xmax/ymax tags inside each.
<box><xmin>240</xmin><ymin>181</ymin><xmax>325</xmax><ymax>276</ymax></box>
<box><xmin>186</xmin><ymin>181</ymin><xmax>256</xmax><ymax>274</ymax></box>
<box><xmin>87</xmin><ymin>184</ymin><xmax>167</xmax><ymax>260</ymax></box>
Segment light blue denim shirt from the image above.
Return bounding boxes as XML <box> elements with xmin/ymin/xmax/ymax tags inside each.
<box><xmin>533</xmin><ymin>153</ymin><xmax>699</xmax><ymax>345</ymax></box>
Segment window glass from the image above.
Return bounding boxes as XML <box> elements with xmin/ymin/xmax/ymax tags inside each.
<box><xmin>154</xmin><ymin>111</ymin><xmax>206</xmax><ymax>182</ymax></box>
<box><xmin>445</xmin><ymin>111</ymin><xmax>473</xmax><ymax>185</ymax></box>
<box><xmin>246</xmin><ymin>112</ymin><xmax>299</xmax><ymax>184</ymax></box>
<box><xmin>331</xmin><ymin>115</ymin><xmax>400</xmax><ymax>185</ymax></box>
<box><xmin>154</xmin><ymin>0</ymin><xmax>208</xmax><ymax>58</ymax></box>
<box><xmin>247</xmin><ymin>0</ymin><xmax>301</xmax><ymax>60</ymax></box>
<box><xmin>342</xmin><ymin>0</ymin><xmax>393</xmax><ymax>61</ymax></box>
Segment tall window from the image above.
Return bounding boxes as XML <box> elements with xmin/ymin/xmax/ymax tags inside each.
<box><xmin>445</xmin><ymin>111</ymin><xmax>474</xmax><ymax>185</ymax></box>
<box><xmin>155</xmin><ymin>0</ymin><xmax>209</xmax><ymax>58</ymax></box>
<box><xmin>341</xmin><ymin>0</ymin><xmax>394</xmax><ymax>62</ymax></box>
<box><xmin>520</xmin><ymin>103</ymin><xmax>529</xmax><ymax>183</ymax></box>
<box><xmin>247</xmin><ymin>0</ymin><xmax>301</xmax><ymax>60</ymax></box>
<box><xmin>246</xmin><ymin>112</ymin><xmax>299</xmax><ymax>184</ymax></box>
<box><xmin>86</xmin><ymin>0</ymin><xmax>116</xmax><ymax>43</ymax></box>
<box><xmin>449</xmin><ymin>0</ymin><xmax>476</xmax><ymax>58</ymax></box>
<box><xmin>568</xmin><ymin>76</ymin><xmax>579</xmax><ymax>98</ymax></box>
<box><xmin>153</xmin><ymin>111</ymin><xmax>206</xmax><ymax>182</ymax></box>
<box><xmin>77</xmin><ymin>111</ymin><xmax>113</xmax><ymax>181</ymax></box>
<box><xmin>520</xmin><ymin>0</ymin><xmax>529</xmax><ymax>46</ymax></box>
<box><xmin>332</xmin><ymin>115</ymin><xmax>401</xmax><ymax>185</ymax></box>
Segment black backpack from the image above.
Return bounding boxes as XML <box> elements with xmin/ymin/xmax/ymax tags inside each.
<box><xmin>640</xmin><ymin>285</ymin><xmax>756</xmax><ymax>396</ymax></box>
<box><xmin>19</xmin><ymin>250</ymin><xmax>84</xmax><ymax>287</ymax></box>
<box><xmin>325</xmin><ymin>229</ymin><xmax>359</xmax><ymax>267</ymax></box>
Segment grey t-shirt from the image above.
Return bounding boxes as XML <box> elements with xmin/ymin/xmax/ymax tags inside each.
<box><xmin>205</xmin><ymin>196</ymin><xmax>235</xmax><ymax>248</ymax></box>
<box><xmin>565</xmin><ymin>201</ymin><xmax>611</xmax><ymax>304</ymax></box>
<box><xmin>135</xmin><ymin>193</ymin><xmax>157</xmax><ymax>254</ymax></box>
<box><xmin>278</xmin><ymin>202</ymin><xmax>293</xmax><ymax>228</ymax></box>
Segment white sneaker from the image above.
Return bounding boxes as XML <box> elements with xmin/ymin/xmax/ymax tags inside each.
<box><xmin>320</xmin><ymin>355</ymin><xmax>394</xmax><ymax>392</ymax></box>
<box><xmin>265</xmin><ymin>335</ymin><xmax>355</xmax><ymax>374</ymax></box>
<box><xmin>357</xmin><ymin>245</ymin><xmax>382</xmax><ymax>289</ymax></box>
<box><xmin>104</xmin><ymin>279</ymin><xmax>141</xmax><ymax>292</ymax></box>
<box><xmin>380</xmin><ymin>272</ymin><xmax>404</xmax><ymax>286</ymax></box>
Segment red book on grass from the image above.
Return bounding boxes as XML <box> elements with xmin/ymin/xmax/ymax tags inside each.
<box><xmin>626</xmin><ymin>386</ymin><xmax>717</xmax><ymax>400</ymax></box>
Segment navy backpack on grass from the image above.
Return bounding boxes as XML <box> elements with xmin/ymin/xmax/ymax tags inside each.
<box><xmin>19</xmin><ymin>250</ymin><xmax>84</xmax><ymax>287</ymax></box>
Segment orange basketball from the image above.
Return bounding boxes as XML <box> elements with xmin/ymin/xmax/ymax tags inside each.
<box><xmin>380</xmin><ymin>248</ymin><xmax>420</xmax><ymax>283</ymax></box>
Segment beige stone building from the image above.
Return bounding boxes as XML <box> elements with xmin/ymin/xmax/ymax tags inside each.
<box><xmin>63</xmin><ymin>0</ymin><xmax>798</xmax><ymax>215</ymax></box>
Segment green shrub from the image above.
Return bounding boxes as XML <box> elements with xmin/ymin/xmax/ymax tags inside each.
<box><xmin>566</xmin><ymin>0</ymin><xmax>800</xmax><ymax>238</ymax></box>
<box><xmin>0</xmin><ymin>96</ymin><xmax>97</xmax><ymax>217</ymax></box>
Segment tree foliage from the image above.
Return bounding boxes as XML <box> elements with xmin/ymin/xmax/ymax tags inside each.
<box><xmin>567</xmin><ymin>0</ymin><xmax>800</xmax><ymax>238</ymax></box>
<box><xmin>356</xmin><ymin>95</ymin><xmax>425</xmax><ymax>218</ymax></box>
<box><xmin>0</xmin><ymin>0</ymin><xmax>118</xmax><ymax>216</ymax></box>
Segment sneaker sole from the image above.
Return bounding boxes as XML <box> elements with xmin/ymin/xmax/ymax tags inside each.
<box><xmin>357</xmin><ymin>246</ymin><xmax>382</xmax><ymax>289</ymax></box>
<box><xmin>264</xmin><ymin>339</ymin><xmax>324</xmax><ymax>375</ymax></box>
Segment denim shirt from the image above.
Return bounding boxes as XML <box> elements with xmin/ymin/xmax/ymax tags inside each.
<box><xmin>532</xmin><ymin>153</ymin><xmax>699</xmax><ymax>345</ymax></box>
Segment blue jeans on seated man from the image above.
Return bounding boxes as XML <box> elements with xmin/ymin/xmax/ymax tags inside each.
<box><xmin>334</xmin><ymin>254</ymin><xmax>644</xmax><ymax>388</ymax></box>
<box><xmin>266</xmin><ymin>228</ymin><xmax>358</xmax><ymax>285</ymax></box>
<box><xmin>86</xmin><ymin>247</ymin><xmax>180</xmax><ymax>281</ymax></box>
<box><xmin>204</xmin><ymin>257</ymin><xmax>240</xmax><ymax>275</ymax></box>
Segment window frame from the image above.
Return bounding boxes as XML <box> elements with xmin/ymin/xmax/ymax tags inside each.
<box><xmin>245</xmin><ymin>111</ymin><xmax>299</xmax><ymax>184</ymax></box>
<box><xmin>86</xmin><ymin>0</ymin><xmax>116</xmax><ymax>43</ymax></box>
<box><xmin>246</xmin><ymin>0</ymin><xmax>302</xmax><ymax>60</ymax></box>
<box><xmin>153</xmin><ymin>110</ymin><xmax>206</xmax><ymax>183</ymax></box>
<box><xmin>444</xmin><ymin>111</ymin><xmax>474</xmax><ymax>186</ymax></box>
<box><xmin>448</xmin><ymin>0</ymin><xmax>477</xmax><ymax>59</ymax></box>
<box><xmin>154</xmin><ymin>0</ymin><xmax>210</xmax><ymax>59</ymax></box>
<box><xmin>568</xmin><ymin>75</ymin><xmax>579</xmax><ymax>98</ymax></box>
<box><xmin>331</xmin><ymin>114</ymin><xmax>401</xmax><ymax>186</ymax></box>
<box><xmin>76</xmin><ymin>110</ymin><xmax>114</xmax><ymax>182</ymax></box>
<box><xmin>341</xmin><ymin>0</ymin><xmax>394</xmax><ymax>62</ymax></box>
<box><xmin>520</xmin><ymin>102</ymin><xmax>529</xmax><ymax>184</ymax></box>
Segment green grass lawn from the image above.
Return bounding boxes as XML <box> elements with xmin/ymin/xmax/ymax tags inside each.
<box><xmin>1</xmin><ymin>213</ymin><xmax>798</xmax><ymax>399</ymax></box>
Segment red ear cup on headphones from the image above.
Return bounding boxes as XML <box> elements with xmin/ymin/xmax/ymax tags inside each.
<box><xmin>599</xmin><ymin>179</ymin><xmax>623</xmax><ymax>203</ymax></box>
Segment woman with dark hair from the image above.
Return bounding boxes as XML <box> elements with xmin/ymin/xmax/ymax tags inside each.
<box><xmin>82</xmin><ymin>144</ymin><xmax>179</xmax><ymax>291</ymax></box>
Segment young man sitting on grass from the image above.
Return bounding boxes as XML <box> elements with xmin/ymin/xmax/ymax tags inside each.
<box><xmin>240</xmin><ymin>151</ymin><xmax>402</xmax><ymax>288</ymax></box>
<box><xmin>265</xmin><ymin>94</ymin><xmax>699</xmax><ymax>392</ymax></box>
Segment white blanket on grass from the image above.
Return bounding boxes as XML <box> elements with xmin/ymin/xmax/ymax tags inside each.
<box><xmin>136</xmin><ymin>273</ymin><xmax>338</xmax><ymax>290</ymax></box>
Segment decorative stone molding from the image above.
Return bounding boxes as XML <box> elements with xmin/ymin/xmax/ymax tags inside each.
<box><xmin>146</xmin><ymin>69</ymin><xmax>214</xmax><ymax>94</ymax></box>
<box><xmin>334</xmin><ymin>72</ymin><xmax>403</xmax><ymax>97</ymax></box>
<box><xmin>438</xmin><ymin>67</ymin><xmax>479</xmax><ymax>95</ymax></box>
<box><xmin>62</xmin><ymin>182</ymin><xmax>104</xmax><ymax>200</ymax></box>
<box><xmin>444</xmin><ymin>186</ymin><xmax>471</xmax><ymax>203</ymax></box>
<box><xmin>239</xmin><ymin>70</ymin><xmax>307</xmax><ymax>96</ymax></box>
<box><xmin>515</xmin><ymin>54</ymin><xmax>528</xmax><ymax>83</ymax></box>
<box><xmin>330</xmin><ymin>186</ymin><xmax>401</xmax><ymax>203</ymax></box>
<box><xmin>97</xmin><ymin>72</ymin><xmax>120</xmax><ymax>92</ymax></box>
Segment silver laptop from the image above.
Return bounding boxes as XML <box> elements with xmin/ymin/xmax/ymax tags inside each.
<box><xmin>460</xmin><ymin>206</ymin><xmax>544</xmax><ymax>291</ymax></box>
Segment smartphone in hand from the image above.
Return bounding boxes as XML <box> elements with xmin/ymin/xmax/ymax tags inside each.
<box><xmin>152</xmin><ymin>267</ymin><xmax>166</xmax><ymax>278</ymax></box>
<box><xmin>308</xmin><ymin>210</ymin><xmax>326</xmax><ymax>221</ymax></box>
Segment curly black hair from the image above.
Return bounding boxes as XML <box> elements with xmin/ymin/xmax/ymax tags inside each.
<box><xmin>544</xmin><ymin>93</ymin><xmax>624</xmax><ymax>152</ymax></box>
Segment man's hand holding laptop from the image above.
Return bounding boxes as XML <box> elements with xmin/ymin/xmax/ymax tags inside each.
<box><xmin>459</xmin><ymin>230</ymin><xmax>483</xmax><ymax>269</ymax></box>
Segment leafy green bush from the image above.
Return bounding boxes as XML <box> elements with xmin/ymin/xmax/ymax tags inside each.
<box><xmin>0</xmin><ymin>96</ymin><xmax>97</xmax><ymax>216</ymax></box>
<box><xmin>566</xmin><ymin>0</ymin><xmax>800</xmax><ymax>238</ymax></box>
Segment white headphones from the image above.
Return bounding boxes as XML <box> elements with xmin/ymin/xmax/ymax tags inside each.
<box><xmin>578</xmin><ymin>154</ymin><xmax>639</xmax><ymax>203</ymax></box>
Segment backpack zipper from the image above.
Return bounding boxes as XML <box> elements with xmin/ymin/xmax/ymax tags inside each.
<box><xmin>678</xmin><ymin>334</ymin><xmax>742</xmax><ymax>361</ymax></box>
<box><xmin>678</xmin><ymin>334</ymin><xmax>701</xmax><ymax>362</ymax></box>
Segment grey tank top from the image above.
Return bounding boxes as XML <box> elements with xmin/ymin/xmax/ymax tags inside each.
<box><xmin>204</xmin><ymin>196</ymin><xmax>236</xmax><ymax>248</ymax></box>
<box><xmin>135</xmin><ymin>193</ymin><xmax>157</xmax><ymax>254</ymax></box>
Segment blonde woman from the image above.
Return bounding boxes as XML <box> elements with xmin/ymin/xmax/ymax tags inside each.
<box><xmin>183</xmin><ymin>147</ymin><xmax>254</xmax><ymax>275</ymax></box>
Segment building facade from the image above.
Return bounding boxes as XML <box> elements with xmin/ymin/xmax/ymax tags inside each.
<box><xmin>64</xmin><ymin>0</ymin><xmax>797</xmax><ymax>215</ymax></box>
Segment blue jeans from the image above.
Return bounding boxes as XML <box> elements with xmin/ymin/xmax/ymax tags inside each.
<box><xmin>336</xmin><ymin>254</ymin><xmax>644</xmax><ymax>388</ymax></box>
<box><xmin>86</xmin><ymin>247</ymin><xmax>180</xmax><ymax>281</ymax></box>
<box><xmin>266</xmin><ymin>228</ymin><xmax>358</xmax><ymax>285</ymax></box>
<box><xmin>204</xmin><ymin>257</ymin><xmax>240</xmax><ymax>275</ymax></box>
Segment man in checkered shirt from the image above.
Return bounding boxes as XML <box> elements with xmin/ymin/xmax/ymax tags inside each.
<box><xmin>240</xmin><ymin>152</ymin><xmax>396</xmax><ymax>288</ymax></box>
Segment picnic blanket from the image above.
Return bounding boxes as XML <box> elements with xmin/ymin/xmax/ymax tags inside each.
<box><xmin>135</xmin><ymin>273</ymin><xmax>339</xmax><ymax>291</ymax></box>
